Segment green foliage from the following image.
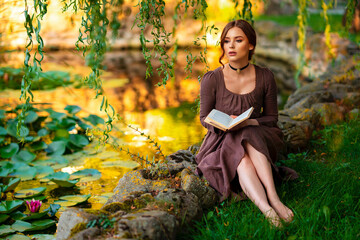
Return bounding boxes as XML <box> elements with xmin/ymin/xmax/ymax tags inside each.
<box><xmin>181</xmin><ymin>119</ymin><xmax>360</xmax><ymax>239</ymax></box>
<box><xmin>87</xmin><ymin>213</ymin><xmax>115</xmax><ymax>230</ymax></box>
<box><xmin>0</xmin><ymin>67</ymin><xmax>79</xmax><ymax>91</ymax></box>
<box><xmin>18</xmin><ymin>0</ymin><xmax>49</xmax><ymax>141</ymax></box>
<box><xmin>231</xmin><ymin>0</ymin><xmax>254</xmax><ymax>24</ymax></box>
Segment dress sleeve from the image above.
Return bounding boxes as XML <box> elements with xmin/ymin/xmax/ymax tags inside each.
<box><xmin>199</xmin><ymin>71</ymin><xmax>220</xmax><ymax>134</ymax></box>
<box><xmin>255</xmin><ymin>68</ymin><xmax>279</xmax><ymax>127</ymax></box>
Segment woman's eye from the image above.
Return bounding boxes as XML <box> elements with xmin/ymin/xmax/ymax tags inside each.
<box><xmin>224</xmin><ymin>40</ymin><xmax>230</xmax><ymax>43</ymax></box>
<box><xmin>236</xmin><ymin>40</ymin><xmax>242</xmax><ymax>42</ymax></box>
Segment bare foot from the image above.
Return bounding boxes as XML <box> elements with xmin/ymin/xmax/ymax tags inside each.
<box><xmin>269</xmin><ymin>200</ymin><xmax>294</xmax><ymax>223</ymax></box>
<box><xmin>264</xmin><ymin>208</ymin><xmax>283</xmax><ymax>228</ymax></box>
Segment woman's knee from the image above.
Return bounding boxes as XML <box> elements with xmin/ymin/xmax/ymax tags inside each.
<box><xmin>237</xmin><ymin>153</ymin><xmax>254</xmax><ymax>171</ymax></box>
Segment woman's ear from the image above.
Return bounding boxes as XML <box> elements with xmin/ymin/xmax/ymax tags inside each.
<box><xmin>249</xmin><ymin>44</ymin><xmax>254</xmax><ymax>51</ymax></box>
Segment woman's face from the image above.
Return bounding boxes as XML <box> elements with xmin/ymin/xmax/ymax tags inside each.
<box><xmin>223</xmin><ymin>27</ymin><xmax>253</xmax><ymax>62</ymax></box>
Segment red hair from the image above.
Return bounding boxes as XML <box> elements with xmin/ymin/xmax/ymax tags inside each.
<box><xmin>219</xmin><ymin>20</ymin><xmax>257</xmax><ymax>67</ymax></box>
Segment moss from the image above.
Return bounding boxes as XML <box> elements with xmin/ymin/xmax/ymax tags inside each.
<box><xmin>102</xmin><ymin>197</ymin><xmax>152</xmax><ymax>213</ymax></box>
<box><xmin>102</xmin><ymin>202</ymin><xmax>125</xmax><ymax>213</ymax></box>
<box><xmin>69</xmin><ymin>222</ymin><xmax>87</xmax><ymax>238</ymax></box>
<box><xmin>84</xmin><ymin>209</ymin><xmax>109</xmax><ymax>216</ymax></box>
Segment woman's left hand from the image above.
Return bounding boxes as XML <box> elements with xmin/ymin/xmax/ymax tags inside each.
<box><xmin>227</xmin><ymin>118</ymin><xmax>259</xmax><ymax>132</ymax></box>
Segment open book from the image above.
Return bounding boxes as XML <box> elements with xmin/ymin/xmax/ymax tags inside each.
<box><xmin>204</xmin><ymin>107</ymin><xmax>254</xmax><ymax>131</ymax></box>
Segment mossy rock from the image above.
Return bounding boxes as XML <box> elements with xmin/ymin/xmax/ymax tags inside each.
<box><xmin>69</xmin><ymin>222</ymin><xmax>87</xmax><ymax>238</ymax></box>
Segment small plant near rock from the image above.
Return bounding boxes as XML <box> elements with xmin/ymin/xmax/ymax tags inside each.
<box><xmin>86</xmin><ymin>214</ymin><xmax>116</xmax><ymax>230</ymax></box>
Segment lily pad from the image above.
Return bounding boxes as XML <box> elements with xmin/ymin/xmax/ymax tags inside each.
<box><xmin>55</xmin><ymin>194</ymin><xmax>91</xmax><ymax>207</ymax></box>
<box><xmin>10</xmin><ymin>211</ymin><xmax>27</xmax><ymax>220</ymax></box>
<box><xmin>54</xmin><ymin>129</ymin><xmax>69</xmax><ymax>139</ymax></box>
<box><xmin>5</xmin><ymin>120</ymin><xmax>18</xmax><ymax>138</ymax></box>
<box><xmin>9</xmin><ymin>166</ymin><xmax>37</xmax><ymax>181</ymax></box>
<box><xmin>78</xmin><ymin>121</ymin><xmax>92</xmax><ymax>130</ymax></box>
<box><xmin>0</xmin><ymin>110</ymin><xmax>5</xmax><ymax>119</ymax></box>
<box><xmin>11</xmin><ymin>220</ymin><xmax>33</xmax><ymax>232</ymax></box>
<box><xmin>83</xmin><ymin>114</ymin><xmax>104</xmax><ymax>126</ymax></box>
<box><xmin>59</xmin><ymin>194</ymin><xmax>91</xmax><ymax>202</ymax></box>
<box><xmin>0</xmin><ymin>214</ymin><xmax>9</xmax><ymax>223</ymax></box>
<box><xmin>0</xmin><ymin>225</ymin><xmax>15</xmax><ymax>237</ymax></box>
<box><xmin>24</xmin><ymin>111</ymin><xmax>38</xmax><ymax>124</ymax></box>
<box><xmin>47</xmin><ymin>172</ymin><xmax>79</xmax><ymax>187</ymax></box>
<box><xmin>46</xmin><ymin>141</ymin><xmax>66</xmax><ymax>156</ymax></box>
<box><xmin>4</xmin><ymin>234</ymin><xmax>31</xmax><ymax>240</ymax></box>
<box><xmin>32</xmin><ymin>156</ymin><xmax>69</xmax><ymax>170</ymax></box>
<box><xmin>101</xmin><ymin>160</ymin><xmax>140</xmax><ymax>169</ymax></box>
<box><xmin>69</xmin><ymin>169</ymin><xmax>101</xmax><ymax>182</ymax></box>
<box><xmin>0</xmin><ymin>126</ymin><xmax>7</xmax><ymax>135</ymax></box>
<box><xmin>30</xmin><ymin>141</ymin><xmax>48</xmax><ymax>151</ymax></box>
<box><xmin>0</xmin><ymin>143</ymin><xmax>19</xmax><ymax>159</ymax></box>
<box><xmin>69</xmin><ymin>134</ymin><xmax>89</xmax><ymax>148</ymax></box>
<box><xmin>28</xmin><ymin>219</ymin><xmax>56</xmax><ymax>231</ymax></box>
<box><xmin>30</xmin><ymin>234</ymin><xmax>56</xmax><ymax>240</ymax></box>
<box><xmin>22</xmin><ymin>211</ymin><xmax>49</xmax><ymax>221</ymax></box>
<box><xmin>14</xmin><ymin>187</ymin><xmax>46</xmax><ymax>199</ymax></box>
<box><xmin>90</xmin><ymin>195</ymin><xmax>109</xmax><ymax>204</ymax></box>
<box><xmin>50</xmin><ymin>178</ymin><xmax>79</xmax><ymax>188</ymax></box>
<box><xmin>5</xmin><ymin>178</ymin><xmax>21</xmax><ymax>192</ymax></box>
<box><xmin>34</xmin><ymin>166</ymin><xmax>54</xmax><ymax>179</ymax></box>
<box><xmin>37</xmin><ymin>129</ymin><xmax>49</xmax><ymax>137</ymax></box>
<box><xmin>0</xmin><ymin>200</ymin><xmax>24</xmax><ymax>214</ymax></box>
<box><xmin>24</xmin><ymin>195</ymin><xmax>46</xmax><ymax>201</ymax></box>
<box><xmin>11</xmin><ymin>150</ymin><xmax>36</xmax><ymax>164</ymax></box>
<box><xmin>52</xmin><ymin>200</ymin><xmax>76</xmax><ymax>207</ymax></box>
<box><xmin>65</xmin><ymin>105</ymin><xmax>81</xmax><ymax>114</ymax></box>
<box><xmin>46</xmin><ymin>109</ymin><xmax>66</xmax><ymax>121</ymax></box>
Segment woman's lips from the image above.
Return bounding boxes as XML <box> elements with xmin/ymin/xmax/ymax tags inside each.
<box><xmin>228</xmin><ymin>51</ymin><xmax>236</xmax><ymax>56</ymax></box>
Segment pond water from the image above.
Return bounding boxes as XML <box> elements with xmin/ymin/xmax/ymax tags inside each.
<box><xmin>0</xmin><ymin>49</ymin><xmax>295</xmax><ymax>219</ymax></box>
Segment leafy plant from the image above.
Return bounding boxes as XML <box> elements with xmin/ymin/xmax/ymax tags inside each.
<box><xmin>86</xmin><ymin>214</ymin><xmax>115</xmax><ymax>230</ymax></box>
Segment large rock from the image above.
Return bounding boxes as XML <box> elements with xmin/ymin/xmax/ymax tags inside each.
<box><xmin>154</xmin><ymin>189</ymin><xmax>202</xmax><ymax>223</ymax></box>
<box><xmin>311</xmin><ymin>103</ymin><xmax>346</xmax><ymax>126</ymax></box>
<box><xmin>69</xmin><ymin>227</ymin><xmax>100</xmax><ymax>240</ymax></box>
<box><xmin>278</xmin><ymin>115</ymin><xmax>314</xmax><ymax>151</ymax></box>
<box><xmin>119</xmin><ymin>210</ymin><xmax>177</xmax><ymax>240</ymax></box>
<box><xmin>104</xmin><ymin>170</ymin><xmax>170</xmax><ymax>206</ymax></box>
<box><xmin>56</xmin><ymin>208</ymin><xmax>100</xmax><ymax>240</ymax></box>
<box><xmin>180</xmin><ymin>168</ymin><xmax>219</xmax><ymax>209</ymax></box>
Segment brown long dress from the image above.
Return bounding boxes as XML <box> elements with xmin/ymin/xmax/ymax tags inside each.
<box><xmin>195</xmin><ymin>64</ymin><xmax>298</xmax><ymax>201</ymax></box>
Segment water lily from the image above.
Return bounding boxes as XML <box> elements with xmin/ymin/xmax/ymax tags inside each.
<box><xmin>25</xmin><ymin>199</ymin><xmax>42</xmax><ymax>213</ymax></box>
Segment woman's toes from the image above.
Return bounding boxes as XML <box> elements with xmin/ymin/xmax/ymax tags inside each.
<box><xmin>264</xmin><ymin>208</ymin><xmax>283</xmax><ymax>228</ymax></box>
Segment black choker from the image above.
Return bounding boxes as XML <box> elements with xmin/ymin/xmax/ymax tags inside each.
<box><xmin>229</xmin><ymin>62</ymin><xmax>250</xmax><ymax>74</ymax></box>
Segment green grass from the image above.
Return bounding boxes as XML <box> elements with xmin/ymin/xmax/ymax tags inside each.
<box><xmin>180</xmin><ymin>118</ymin><xmax>360</xmax><ymax>239</ymax></box>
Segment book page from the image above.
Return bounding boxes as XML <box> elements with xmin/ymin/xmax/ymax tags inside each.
<box><xmin>229</xmin><ymin>107</ymin><xmax>254</xmax><ymax>127</ymax></box>
<box><xmin>207</xmin><ymin>109</ymin><xmax>232</xmax><ymax>127</ymax></box>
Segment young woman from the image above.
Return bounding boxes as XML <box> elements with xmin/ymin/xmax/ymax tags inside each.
<box><xmin>195</xmin><ymin>20</ymin><xmax>298</xmax><ymax>227</ymax></box>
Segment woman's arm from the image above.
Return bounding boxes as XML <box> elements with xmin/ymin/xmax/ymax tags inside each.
<box><xmin>199</xmin><ymin>71</ymin><xmax>221</xmax><ymax>134</ymax></box>
<box><xmin>254</xmin><ymin>68</ymin><xmax>278</xmax><ymax>127</ymax></box>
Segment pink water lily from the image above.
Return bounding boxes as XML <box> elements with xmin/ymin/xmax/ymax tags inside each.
<box><xmin>25</xmin><ymin>199</ymin><xmax>42</xmax><ymax>213</ymax></box>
